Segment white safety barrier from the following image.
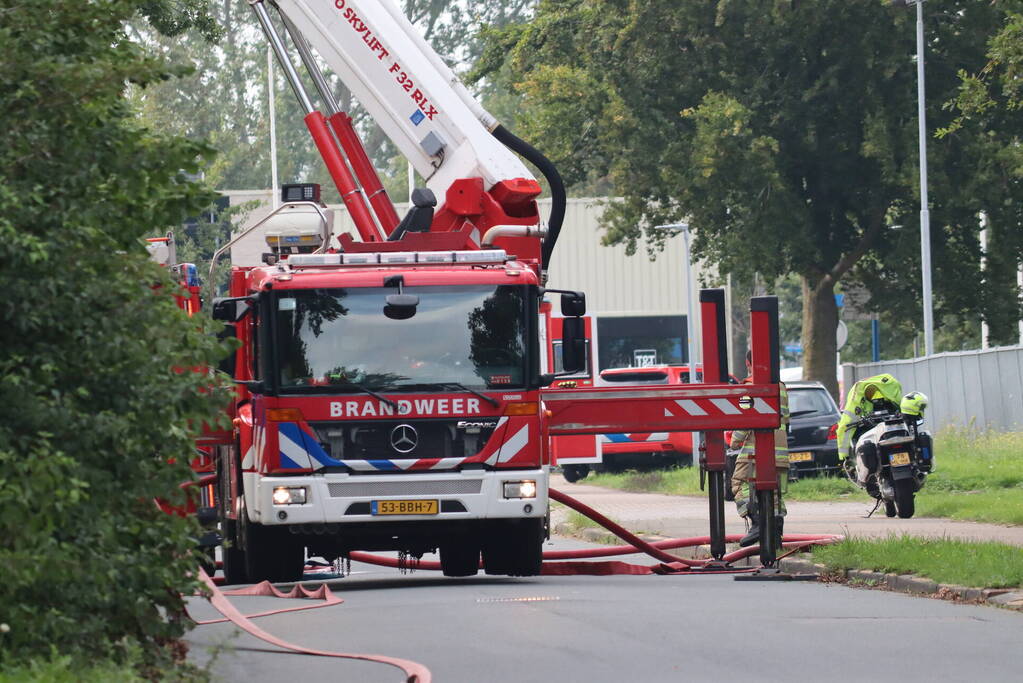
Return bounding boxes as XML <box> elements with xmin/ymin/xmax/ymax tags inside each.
<box><xmin>842</xmin><ymin>345</ymin><xmax>1023</xmax><ymax>432</ymax></box>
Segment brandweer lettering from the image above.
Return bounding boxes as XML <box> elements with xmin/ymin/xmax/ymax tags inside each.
<box><xmin>330</xmin><ymin>398</ymin><xmax>481</xmax><ymax>418</ymax></box>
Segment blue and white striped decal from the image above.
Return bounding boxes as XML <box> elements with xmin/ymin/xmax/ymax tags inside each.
<box><xmin>277</xmin><ymin>422</ymin><xmax>343</xmax><ymax>470</ymax></box>
<box><xmin>599</xmin><ymin>432</ymin><xmax>670</xmax><ymax>444</ymax></box>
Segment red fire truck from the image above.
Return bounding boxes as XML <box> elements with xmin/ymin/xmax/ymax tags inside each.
<box><xmin>183</xmin><ymin>0</ymin><xmax>787</xmax><ymax>583</ymax></box>
<box><xmin>553</xmin><ymin>364</ymin><xmax>742</xmax><ymax>482</ymax></box>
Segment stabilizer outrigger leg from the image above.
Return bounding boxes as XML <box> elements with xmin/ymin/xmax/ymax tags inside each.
<box><xmin>733</xmin><ymin>297</ymin><xmax>812</xmax><ymax>582</ymax></box>
<box><xmin>699</xmin><ymin>289</ymin><xmax>729</xmax><ymax>564</ymax></box>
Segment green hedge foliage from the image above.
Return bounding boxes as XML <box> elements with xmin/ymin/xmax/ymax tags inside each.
<box><xmin>0</xmin><ymin>0</ymin><xmax>231</xmax><ymax>669</ymax></box>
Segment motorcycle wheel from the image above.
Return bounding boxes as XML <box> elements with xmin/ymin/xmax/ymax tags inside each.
<box><xmin>894</xmin><ymin>479</ymin><xmax>915</xmax><ymax>518</ymax></box>
<box><xmin>884</xmin><ymin>500</ymin><xmax>897</xmax><ymax>518</ymax></box>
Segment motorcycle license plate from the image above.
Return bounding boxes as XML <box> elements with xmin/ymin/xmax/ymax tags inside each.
<box><xmin>789</xmin><ymin>452</ymin><xmax>814</xmax><ymax>463</ymax></box>
<box><xmin>371</xmin><ymin>499</ymin><xmax>438</xmax><ymax>515</ymax></box>
<box><xmin>890</xmin><ymin>452</ymin><xmax>911</xmax><ymax>466</ymax></box>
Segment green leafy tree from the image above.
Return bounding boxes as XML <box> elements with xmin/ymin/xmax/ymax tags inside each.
<box><xmin>942</xmin><ymin>8</ymin><xmax>1023</xmax><ymax>344</ymax></box>
<box><xmin>0</xmin><ymin>0</ymin><xmax>231</xmax><ymax>669</ymax></box>
<box><xmin>482</xmin><ymin>0</ymin><xmax>1020</xmax><ymax>396</ymax></box>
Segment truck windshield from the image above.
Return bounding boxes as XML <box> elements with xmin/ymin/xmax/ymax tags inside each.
<box><xmin>274</xmin><ymin>284</ymin><xmax>528</xmax><ymax>392</ymax></box>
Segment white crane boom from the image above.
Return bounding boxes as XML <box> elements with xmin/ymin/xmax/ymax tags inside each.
<box><xmin>274</xmin><ymin>0</ymin><xmax>536</xmax><ymax>198</ymax></box>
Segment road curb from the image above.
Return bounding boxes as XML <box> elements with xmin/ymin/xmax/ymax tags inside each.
<box><xmin>555</xmin><ymin>524</ymin><xmax>1023</xmax><ymax>611</ymax></box>
<box><xmin>776</xmin><ymin>556</ymin><xmax>1023</xmax><ymax>611</ymax></box>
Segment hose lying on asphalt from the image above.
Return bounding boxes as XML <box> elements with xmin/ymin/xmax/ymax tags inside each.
<box><xmin>195</xmin><ymin>568</ymin><xmax>431</xmax><ymax>683</ymax></box>
<box><xmin>344</xmin><ymin>487</ymin><xmax>844</xmax><ymax>575</ymax></box>
<box><xmin>188</xmin><ymin>486</ymin><xmax>843</xmax><ymax>681</ymax></box>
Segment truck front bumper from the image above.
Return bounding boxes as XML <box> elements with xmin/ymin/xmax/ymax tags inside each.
<box><xmin>245</xmin><ymin>468</ymin><xmax>548</xmax><ymax>526</ymax></box>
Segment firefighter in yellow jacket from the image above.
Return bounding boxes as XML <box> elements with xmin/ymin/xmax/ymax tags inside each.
<box><xmin>729</xmin><ymin>350</ymin><xmax>789</xmax><ymax>547</ymax></box>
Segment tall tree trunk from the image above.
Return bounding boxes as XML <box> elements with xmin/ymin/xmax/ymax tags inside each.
<box><xmin>801</xmin><ymin>274</ymin><xmax>839</xmax><ymax>400</ymax></box>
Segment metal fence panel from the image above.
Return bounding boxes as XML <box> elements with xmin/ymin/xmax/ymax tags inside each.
<box><xmin>842</xmin><ymin>345</ymin><xmax>1023</xmax><ymax>432</ymax></box>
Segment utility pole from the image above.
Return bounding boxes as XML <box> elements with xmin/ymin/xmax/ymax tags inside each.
<box><xmin>891</xmin><ymin>0</ymin><xmax>934</xmax><ymax>355</ymax></box>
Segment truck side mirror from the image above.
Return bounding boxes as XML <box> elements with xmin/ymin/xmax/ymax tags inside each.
<box><xmin>212</xmin><ymin>296</ymin><xmax>254</xmax><ymax>323</ymax></box>
<box><xmin>560</xmin><ymin>291</ymin><xmax>586</xmax><ymax>317</ymax></box>
<box><xmin>561</xmin><ymin>317</ymin><xmax>585</xmax><ymax>374</ymax></box>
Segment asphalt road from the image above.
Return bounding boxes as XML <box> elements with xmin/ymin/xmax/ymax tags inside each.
<box><xmin>186</xmin><ymin>537</ymin><xmax>1023</xmax><ymax>683</ymax></box>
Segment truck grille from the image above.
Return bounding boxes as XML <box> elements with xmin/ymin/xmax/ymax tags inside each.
<box><xmin>327</xmin><ymin>479</ymin><xmax>483</xmax><ymax>498</ymax></box>
<box><xmin>310</xmin><ymin>418</ymin><xmax>499</xmax><ymax>463</ymax></box>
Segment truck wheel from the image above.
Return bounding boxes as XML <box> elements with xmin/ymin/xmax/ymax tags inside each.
<box><xmin>439</xmin><ymin>543</ymin><xmax>480</xmax><ymax>577</ymax></box>
<box><xmin>562</xmin><ymin>464</ymin><xmax>589</xmax><ymax>483</ymax></box>
<box><xmin>894</xmin><ymin>479</ymin><xmax>915</xmax><ymax>519</ymax></box>
<box><xmin>483</xmin><ymin>519</ymin><xmax>544</xmax><ymax>577</ymax></box>
<box><xmin>245</xmin><ymin>522</ymin><xmax>306</xmax><ymax>583</ymax></box>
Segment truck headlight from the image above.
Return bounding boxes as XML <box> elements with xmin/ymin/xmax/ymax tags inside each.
<box><xmin>503</xmin><ymin>480</ymin><xmax>537</xmax><ymax>499</ymax></box>
<box><xmin>272</xmin><ymin>486</ymin><xmax>307</xmax><ymax>505</ymax></box>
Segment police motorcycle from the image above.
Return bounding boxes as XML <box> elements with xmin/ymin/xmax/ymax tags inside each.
<box><xmin>842</xmin><ymin>392</ymin><xmax>933</xmax><ymax>518</ymax></box>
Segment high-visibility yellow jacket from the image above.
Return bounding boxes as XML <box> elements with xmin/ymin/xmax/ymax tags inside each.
<box><xmin>835</xmin><ymin>373</ymin><xmax>903</xmax><ymax>455</ymax></box>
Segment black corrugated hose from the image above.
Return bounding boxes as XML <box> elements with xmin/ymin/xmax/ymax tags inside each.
<box><xmin>491</xmin><ymin>124</ymin><xmax>565</xmax><ymax>271</ymax></box>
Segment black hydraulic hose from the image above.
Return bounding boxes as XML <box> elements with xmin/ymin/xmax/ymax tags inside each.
<box><xmin>491</xmin><ymin>124</ymin><xmax>565</xmax><ymax>271</ymax></box>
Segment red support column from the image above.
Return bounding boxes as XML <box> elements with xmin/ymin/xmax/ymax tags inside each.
<box><xmin>749</xmin><ymin>296</ymin><xmax>781</xmax><ymax>490</ymax></box>
<box><xmin>699</xmin><ymin>288</ymin><xmax>730</xmax><ymax>473</ymax></box>
<box><xmin>750</xmin><ymin>295</ymin><xmax>781</xmax><ymax>564</ymax></box>
<box><xmin>699</xmin><ymin>288</ymin><xmax>730</xmax><ymax>561</ymax></box>
<box><xmin>304</xmin><ymin>111</ymin><xmax>383</xmax><ymax>243</ymax></box>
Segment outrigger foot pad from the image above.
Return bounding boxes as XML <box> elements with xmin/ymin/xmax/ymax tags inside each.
<box><xmin>733</xmin><ymin>568</ymin><xmax>817</xmax><ymax>582</ymax></box>
<box><xmin>690</xmin><ymin>559</ymin><xmax>732</xmax><ymax>571</ymax></box>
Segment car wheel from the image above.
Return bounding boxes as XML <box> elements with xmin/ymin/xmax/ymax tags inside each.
<box><xmin>562</xmin><ymin>464</ymin><xmax>589</xmax><ymax>483</ymax></box>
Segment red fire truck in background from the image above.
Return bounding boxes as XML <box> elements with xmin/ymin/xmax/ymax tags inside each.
<box><xmin>552</xmin><ymin>364</ymin><xmax>740</xmax><ymax>482</ymax></box>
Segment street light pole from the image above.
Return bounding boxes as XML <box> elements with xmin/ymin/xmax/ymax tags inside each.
<box><xmin>893</xmin><ymin>0</ymin><xmax>934</xmax><ymax>356</ymax></box>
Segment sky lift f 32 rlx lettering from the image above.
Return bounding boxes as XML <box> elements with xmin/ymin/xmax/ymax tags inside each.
<box><xmin>184</xmin><ymin>0</ymin><xmax>786</xmax><ymax>584</ymax></box>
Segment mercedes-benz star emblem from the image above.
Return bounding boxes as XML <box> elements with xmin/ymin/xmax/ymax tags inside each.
<box><xmin>390</xmin><ymin>424</ymin><xmax>418</xmax><ymax>454</ymax></box>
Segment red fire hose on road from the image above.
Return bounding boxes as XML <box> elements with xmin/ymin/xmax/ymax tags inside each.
<box><xmin>190</xmin><ymin>487</ymin><xmax>842</xmax><ymax>681</ymax></box>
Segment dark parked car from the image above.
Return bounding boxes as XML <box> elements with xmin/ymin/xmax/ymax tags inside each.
<box><xmin>786</xmin><ymin>381</ymin><xmax>841</xmax><ymax>477</ymax></box>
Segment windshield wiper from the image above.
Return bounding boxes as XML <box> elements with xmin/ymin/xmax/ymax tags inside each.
<box><xmin>790</xmin><ymin>409</ymin><xmax>818</xmax><ymax>418</ymax></box>
<box><xmin>404</xmin><ymin>382</ymin><xmax>500</xmax><ymax>409</ymax></box>
<box><xmin>442</xmin><ymin>382</ymin><xmax>500</xmax><ymax>409</ymax></box>
<box><xmin>334</xmin><ymin>382</ymin><xmax>398</xmax><ymax>410</ymax></box>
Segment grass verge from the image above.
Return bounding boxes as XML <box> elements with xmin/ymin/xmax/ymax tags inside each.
<box><xmin>0</xmin><ymin>653</ymin><xmax>206</xmax><ymax>683</ymax></box>
<box><xmin>811</xmin><ymin>535</ymin><xmax>1023</xmax><ymax>589</ymax></box>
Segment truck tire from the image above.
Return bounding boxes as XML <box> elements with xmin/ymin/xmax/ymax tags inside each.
<box><xmin>244</xmin><ymin>522</ymin><xmax>306</xmax><ymax>583</ymax></box>
<box><xmin>221</xmin><ymin>519</ymin><xmax>249</xmax><ymax>585</ymax></box>
<box><xmin>439</xmin><ymin>543</ymin><xmax>480</xmax><ymax>577</ymax></box>
<box><xmin>482</xmin><ymin>519</ymin><xmax>544</xmax><ymax>577</ymax></box>
<box><xmin>562</xmin><ymin>464</ymin><xmax>589</xmax><ymax>483</ymax></box>
<box><xmin>894</xmin><ymin>479</ymin><xmax>915</xmax><ymax>519</ymax></box>
<box><xmin>217</xmin><ymin>453</ymin><xmax>248</xmax><ymax>585</ymax></box>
